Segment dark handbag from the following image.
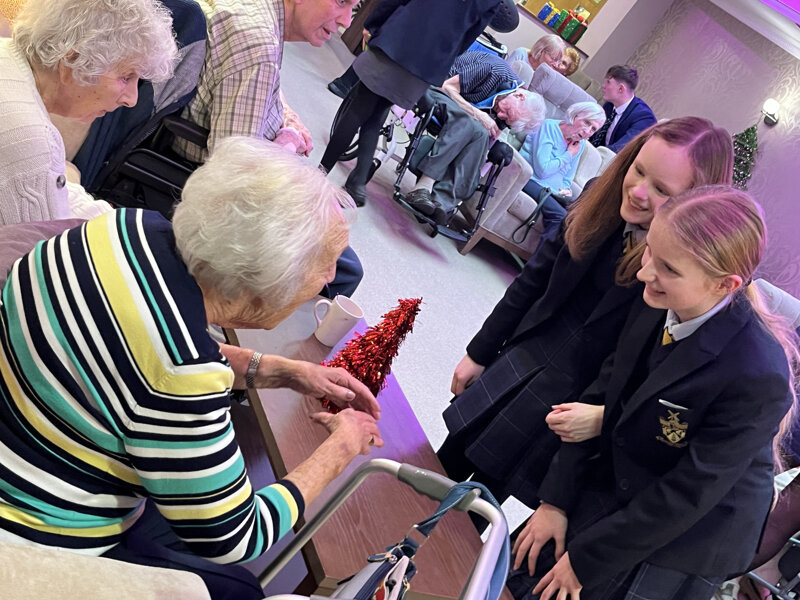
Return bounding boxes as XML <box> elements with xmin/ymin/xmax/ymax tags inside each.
<box><xmin>511</xmin><ymin>187</ymin><xmax>553</xmax><ymax>244</ymax></box>
<box><xmin>328</xmin><ymin>481</ymin><xmax>510</xmax><ymax>600</ymax></box>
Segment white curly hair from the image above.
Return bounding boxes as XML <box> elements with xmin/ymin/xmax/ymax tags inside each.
<box><xmin>13</xmin><ymin>0</ymin><xmax>178</xmax><ymax>84</ymax></box>
<box><xmin>172</xmin><ymin>137</ymin><xmax>354</xmax><ymax>309</ymax></box>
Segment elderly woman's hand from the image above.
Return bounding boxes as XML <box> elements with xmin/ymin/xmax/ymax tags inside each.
<box><xmin>290</xmin><ymin>361</ymin><xmax>381</xmax><ymax>419</ymax></box>
<box><xmin>311</xmin><ymin>408</ymin><xmax>384</xmax><ymax>455</ymax></box>
<box><xmin>545</xmin><ymin>402</ymin><xmax>604</xmax><ymax>442</ymax></box>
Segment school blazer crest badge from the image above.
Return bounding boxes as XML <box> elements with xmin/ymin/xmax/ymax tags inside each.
<box><xmin>657</xmin><ymin>409</ymin><xmax>688</xmax><ymax>448</ymax></box>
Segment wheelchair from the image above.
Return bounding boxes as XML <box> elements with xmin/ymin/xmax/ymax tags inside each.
<box><xmin>747</xmin><ymin>539</ymin><xmax>800</xmax><ymax>599</ymax></box>
<box><xmin>72</xmin><ymin>0</ymin><xmax>207</xmax><ymax>219</ymax></box>
<box><xmin>329</xmin><ymin>77</ymin><xmax>520</xmax><ymax>243</ymax></box>
<box><xmin>388</xmin><ymin>94</ymin><xmax>516</xmax><ymax>242</ymax></box>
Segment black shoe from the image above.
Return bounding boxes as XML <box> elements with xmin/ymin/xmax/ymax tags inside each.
<box><xmin>405</xmin><ymin>189</ymin><xmax>436</xmax><ymax>216</ymax></box>
<box><xmin>327</xmin><ymin>79</ymin><xmax>349</xmax><ymax>99</ymax></box>
<box><xmin>431</xmin><ymin>204</ymin><xmax>455</xmax><ymax>227</ymax></box>
<box><xmin>344</xmin><ymin>181</ymin><xmax>367</xmax><ymax>207</ymax></box>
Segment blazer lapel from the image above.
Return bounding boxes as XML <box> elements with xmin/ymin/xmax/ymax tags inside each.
<box><xmin>513</xmin><ymin>242</ymin><xmax>596</xmax><ymax>335</ymax></box>
<box><xmin>611</xmin><ymin>98</ymin><xmax>638</xmax><ymax>145</ymax></box>
<box><xmin>616</xmin><ymin>296</ymin><xmax>751</xmax><ymax>427</ymax></box>
<box><xmin>585</xmin><ymin>282</ymin><xmax>641</xmax><ymax>326</ymax></box>
<box><xmin>602</xmin><ymin>300</ymin><xmax>663</xmax><ymax>425</ymax></box>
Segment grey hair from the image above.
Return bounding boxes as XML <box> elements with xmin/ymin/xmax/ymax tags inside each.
<box><xmin>172</xmin><ymin>137</ymin><xmax>352</xmax><ymax>309</ymax></box>
<box><xmin>566</xmin><ymin>101</ymin><xmax>605</xmax><ymax>125</ymax></box>
<box><xmin>530</xmin><ymin>34</ymin><xmax>565</xmax><ymax>63</ymax></box>
<box><xmin>509</xmin><ymin>89</ymin><xmax>547</xmax><ymax>135</ymax></box>
<box><xmin>13</xmin><ymin>0</ymin><xmax>178</xmax><ymax>85</ymax></box>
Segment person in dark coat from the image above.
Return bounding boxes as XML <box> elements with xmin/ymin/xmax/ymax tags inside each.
<box><xmin>318</xmin><ymin>0</ymin><xmax>504</xmax><ymax>206</ymax></box>
<box><xmin>588</xmin><ymin>64</ymin><xmax>657</xmax><ymax>154</ymax></box>
<box><xmin>508</xmin><ymin>186</ymin><xmax>798</xmax><ymax>600</ymax></box>
<box><xmin>438</xmin><ymin>117</ymin><xmax>734</xmax><ymax>515</ymax></box>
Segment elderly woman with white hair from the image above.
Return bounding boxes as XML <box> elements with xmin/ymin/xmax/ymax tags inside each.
<box><xmin>506</xmin><ymin>34</ymin><xmax>567</xmax><ymax>78</ymax></box>
<box><xmin>0</xmin><ymin>138</ymin><xmax>382</xmax><ymax>600</ymax></box>
<box><xmin>0</xmin><ymin>0</ymin><xmax>177</xmax><ymax>225</ymax></box>
<box><xmin>520</xmin><ymin>100</ymin><xmax>606</xmax><ymax>237</ymax></box>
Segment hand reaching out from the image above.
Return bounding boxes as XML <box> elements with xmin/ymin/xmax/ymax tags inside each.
<box><xmin>288</xmin><ymin>361</ymin><xmax>381</xmax><ymax>419</ymax></box>
<box><xmin>310</xmin><ymin>408</ymin><xmax>383</xmax><ymax>457</ymax></box>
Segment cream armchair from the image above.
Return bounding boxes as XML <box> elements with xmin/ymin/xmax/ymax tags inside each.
<box><xmin>460</xmin><ymin>64</ymin><xmax>616</xmax><ymax>260</ymax></box>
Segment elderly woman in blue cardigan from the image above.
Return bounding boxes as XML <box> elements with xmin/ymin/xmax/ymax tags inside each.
<box><xmin>520</xmin><ymin>101</ymin><xmax>605</xmax><ymax>237</ymax></box>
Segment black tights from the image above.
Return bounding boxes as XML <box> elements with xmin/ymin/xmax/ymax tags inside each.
<box><xmin>320</xmin><ymin>81</ymin><xmax>393</xmax><ymax>188</ymax></box>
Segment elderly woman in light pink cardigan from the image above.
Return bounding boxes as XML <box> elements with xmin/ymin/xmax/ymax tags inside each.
<box><xmin>0</xmin><ymin>0</ymin><xmax>177</xmax><ymax>225</ymax></box>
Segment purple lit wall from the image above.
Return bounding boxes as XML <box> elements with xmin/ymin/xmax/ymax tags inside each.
<box><xmin>629</xmin><ymin>0</ymin><xmax>800</xmax><ymax>296</ymax></box>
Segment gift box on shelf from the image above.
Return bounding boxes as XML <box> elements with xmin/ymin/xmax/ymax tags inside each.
<box><xmin>536</xmin><ymin>2</ymin><xmax>556</xmax><ymax>20</ymax></box>
<box><xmin>562</xmin><ymin>20</ymin><xmax>587</xmax><ymax>43</ymax></box>
<box><xmin>545</xmin><ymin>10</ymin><xmax>561</xmax><ymax>27</ymax></box>
<box><xmin>560</xmin><ymin>16</ymin><xmax>581</xmax><ymax>38</ymax></box>
<box><xmin>551</xmin><ymin>8</ymin><xmax>569</xmax><ymax>29</ymax></box>
<box><xmin>556</xmin><ymin>12</ymin><xmax>578</xmax><ymax>33</ymax></box>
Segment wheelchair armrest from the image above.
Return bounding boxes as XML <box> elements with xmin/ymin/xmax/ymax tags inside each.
<box><xmin>161</xmin><ymin>115</ymin><xmax>210</xmax><ymax>149</ymax></box>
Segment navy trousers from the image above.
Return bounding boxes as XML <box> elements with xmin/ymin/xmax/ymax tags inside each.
<box><xmin>323</xmin><ymin>245</ymin><xmax>364</xmax><ymax>298</ymax></box>
<box><xmin>102</xmin><ymin>500</ymin><xmax>264</xmax><ymax>600</ymax></box>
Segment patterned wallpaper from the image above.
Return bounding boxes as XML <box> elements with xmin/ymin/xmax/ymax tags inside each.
<box><xmin>629</xmin><ymin>0</ymin><xmax>800</xmax><ymax>297</ymax></box>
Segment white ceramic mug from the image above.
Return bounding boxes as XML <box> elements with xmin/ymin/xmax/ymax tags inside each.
<box><xmin>313</xmin><ymin>295</ymin><xmax>364</xmax><ymax>346</ymax></box>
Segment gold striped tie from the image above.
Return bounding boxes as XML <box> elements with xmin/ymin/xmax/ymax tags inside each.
<box><xmin>661</xmin><ymin>328</ymin><xmax>674</xmax><ymax>346</ymax></box>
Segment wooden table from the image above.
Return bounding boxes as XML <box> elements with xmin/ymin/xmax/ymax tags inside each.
<box><xmin>228</xmin><ymin>300</ymin><xmax>509</xmax><ymax>600</ymax></box>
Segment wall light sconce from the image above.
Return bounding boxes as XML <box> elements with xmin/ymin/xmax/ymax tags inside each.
<box><xmin>762</xmin><ymin>98</ymin><xmax>780</xmax><ymax>126</ymax></box>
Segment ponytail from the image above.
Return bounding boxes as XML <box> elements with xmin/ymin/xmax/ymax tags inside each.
<box><xmin>744</xmin><ymin>283</ymin><xmax>800</xmax><ymax>470</ymax></box>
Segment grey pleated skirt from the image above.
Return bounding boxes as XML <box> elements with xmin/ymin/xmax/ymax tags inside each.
<box><xmin>352</xmin><ymin>47</ymin><xmax>430</xmax><ymax>109</ymax></box>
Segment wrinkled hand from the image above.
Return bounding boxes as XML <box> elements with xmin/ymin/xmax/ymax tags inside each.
<box><xmin>512</xmin><ymin>503</ymin><xmax>567</xmax><ymax>575</ymax></box>
<box><xmin>566</xmin><ymin>140</ymin><xmax>581</xmax><ymax>156</ymax></box>
<box><xmin>475</xmin><ymin>111</ymin><xmax>501</xmax><ymax>139</ymax></box>
<box><xmin>289</xmin><ymin>362</ymin><xmax>381</xmax><ymax>419</ymax></box>
<box><xmin>273</xmin><ymin>127</ymin><xmax>308</xmax><ymax>155</ymax></box>
<box><xmin>282</xmin><ymin>108</ymin><xmax>314</xmax><ymax>156</ymax></box>
<box><xmin>311</xmin><ymin>408</ymin><xmax>384</xmax><ymax>456</ymax></box>
<box><xmin>532</xmin><ymin>552</ymin><xmax>582</xmax><ymax>600</ymax></box>
<box><xmin>545</xmin><ymin>403</ymin><xmax>604</xmax><ymax>443</ymax></box>
<box><xmin>451</xmin><ymin>354</ymin><xmax>485</xmax><ymax>395</ymax></box>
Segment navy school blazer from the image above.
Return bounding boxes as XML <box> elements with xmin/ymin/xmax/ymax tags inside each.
<box><xmin>444</xmin><ymin>223</ymin><xmax>639</xmax><ymax>440</ymax></box>
<box><xmin>538</xmin><ymin>293</ymin><xmax>792</xmax><ymax>588</ymax></box>
<box><xmin>602</xmin><ymin>97</ymin><xmax>657</xmax><ymax>153</ymax></box>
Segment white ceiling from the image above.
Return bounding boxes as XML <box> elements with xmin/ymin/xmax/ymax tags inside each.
<box><xmin>707</xmin><ymin>0</ymin><xmax>800</xmax><ymax>60</ymax></box>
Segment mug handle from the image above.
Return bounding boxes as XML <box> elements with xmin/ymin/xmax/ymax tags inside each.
<box><xmin>314</xmin><ymin>298</ymin><xmax>332</xmax><ymax>325</ymax></box>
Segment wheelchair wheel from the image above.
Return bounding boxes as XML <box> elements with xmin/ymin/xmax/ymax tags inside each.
<box><xmin>330</xmin><ymin>96</ymin><xmax>359</xmax><ymax>162</ymax></box>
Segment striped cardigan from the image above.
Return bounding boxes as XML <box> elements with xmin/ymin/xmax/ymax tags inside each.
<box><xmin>0</xmin><ymin>208</ymin><xmax>303</xmax><ymax>563</ymax></box>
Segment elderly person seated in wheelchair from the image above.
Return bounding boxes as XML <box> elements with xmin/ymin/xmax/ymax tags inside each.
<box><xmin>0</xmin><ymin>0</ymin><xmax>177</xmax><ymax>225</ymax></box>
<box><xmin>0</xmin><ymin>137</ymin><xmax>382</xmax><ymax>600</ymax></box>
<box><xmin>519</xmin><ymin>100</ymin><xmax>605</xmax><ymax>237</ymax></box>
<box><xmin>405</xmin><ymin>51</ymin><xmax>546</xmax><ymax>226</ymax></box>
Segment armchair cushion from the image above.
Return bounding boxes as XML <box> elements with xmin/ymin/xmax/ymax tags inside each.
<box><xmin>0</xmin><ymin>541</ymin><xmax>210</xmax><ymax>600</ymax></box>
<box><xmin>529</xmin><ymin>64</ymin><xmax>595</xmax><ymax>119</ymax></box>
<box><xmin>0</xmin><ymin>219</ymin><xmax>86</xmax><ymax>288</ymax></box>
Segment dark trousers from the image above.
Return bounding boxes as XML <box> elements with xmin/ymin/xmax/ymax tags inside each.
<box><xmin>320</xmin><ymin>81</ymin><xmax>393</xmax><ymax>188</ymax></box>
<box><xmin>102</xmin><ymin>500</ymin><xmax>264</xmax><ymax>600</ymax></box>
<box><xmin>522</xmin><ymin>180</ymin><xmax>567</xmax><ymax>238</ymax></box>
<box><xmin>323</xmin><ymin>245</ymin><xmax>364</xmax><ymax>298</ymax></box>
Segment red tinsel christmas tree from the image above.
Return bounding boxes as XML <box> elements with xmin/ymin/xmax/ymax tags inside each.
<box><xmin>321</xmin><ymin>298</ymin><xmax>422</xmax><ymax>412</ymax></box>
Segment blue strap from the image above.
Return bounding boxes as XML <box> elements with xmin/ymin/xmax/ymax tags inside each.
<box><xmin>414</xmin><ymin>482</ymin><xmax>510</xmax><ymax>600</ymax></box>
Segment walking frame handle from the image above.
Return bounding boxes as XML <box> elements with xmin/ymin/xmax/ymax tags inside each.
<box><xmin>260</xmin><ymin>459</ymin><xmax>509</xmax><ymax>600</ymax></box>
